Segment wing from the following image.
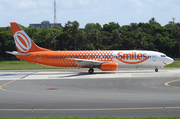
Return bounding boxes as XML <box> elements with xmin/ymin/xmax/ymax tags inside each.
<box><xmin>69</xmin><ymin>58</ymin><xmax>108</xmax><ymax>66</ymax></box>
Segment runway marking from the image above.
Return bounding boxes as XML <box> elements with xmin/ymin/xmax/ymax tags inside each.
<box><xmin>0</xmin><ymin>107</ymin><xmax>180</xmax><ymax>111</ymax></box>
<box><xmin>165</xmin><ymin>79</ymin><xmax>180</xmax><ymax>88</ymax></box>
<box><xmin>0</xmin><ymin>79</ymin><xmax>132</xmax><ymax>98</ymax></box>
<box><xmin>47</xmin><ymin>88</ymin><xmax>58</xmax><ymax>90</ymax></box>
<box><xmin>0</xmin><ymin>79</ymin><xmax>17</xmax><ymax>91</ymax></box>
<box><xmin>1</xmin><ymin>79</ymin><xmax>180</xmax><ymax>99</ymax></box>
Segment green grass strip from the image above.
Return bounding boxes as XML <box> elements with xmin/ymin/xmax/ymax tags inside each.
<box><xmin>0</xmin><ymin>61</ymin><xmax>61</xmax><ymax>70</ymax></box>
<box><xmin>165</xmin><ymin>60</ymin><xmax>180</xmax><ymax>67</ymax></box>
<box><xmin>0</xmin><ymin>117</ymin><xmax>180</xmax><ymax>119</ymax></box>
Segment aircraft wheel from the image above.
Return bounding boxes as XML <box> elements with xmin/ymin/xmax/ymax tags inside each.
<box><xmin>155</xmin><ymin>68</ymin><xmax>158</xmax><ymax>72</ymax></box>
<box><xmin>88</xmin><ymin>68</ymin><xmax>94</xmax><ymax>74</ymax></box>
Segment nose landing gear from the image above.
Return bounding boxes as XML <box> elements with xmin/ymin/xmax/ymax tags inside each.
<box><xmin>155</xmin><ymin>68</ymin><xmax>158</xmax><ymax>72</ymax></box>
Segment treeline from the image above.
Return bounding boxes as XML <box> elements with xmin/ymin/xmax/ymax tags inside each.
<box><xmin>0</xmin><ymin>17</ymin><xmax>180</xmax><ymax>60</ymax></box>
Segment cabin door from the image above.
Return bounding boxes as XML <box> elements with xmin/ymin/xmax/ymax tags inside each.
<box><xmin>152</xmin><ymin>55</ymin><xmax>156</xmax><ymax>61</ymax></box>
<box><xmin>38</xmin><ymin>54</ymin><xmax>42</xmax><ymax>62</ymax></box>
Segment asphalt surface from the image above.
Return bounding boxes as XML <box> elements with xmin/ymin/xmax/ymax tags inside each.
<box><xmin>0</xmin><ymin>68</ymin><xmax>180</xmax><ymax>117</ymax></box>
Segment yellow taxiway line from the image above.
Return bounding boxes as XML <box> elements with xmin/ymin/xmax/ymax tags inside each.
<box><xmin>164</xmin><ymin>79</ymin><xmax>180</xmax><ymax>88</ymax></box>
<box><xmin>0</xmin><ymin>79</ymin><xmax>17</xmax><ymax>91</ymax></box>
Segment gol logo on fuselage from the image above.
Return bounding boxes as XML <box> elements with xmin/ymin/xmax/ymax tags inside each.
<box><xmin>116</xmin><ymin>52</ymin><xmax>149</xmax><ymax>64</ymax></box>
<box><xmin>14</xmin><ymin>30</ymin><xmax>32</xmax><ymax>52</ymax></box>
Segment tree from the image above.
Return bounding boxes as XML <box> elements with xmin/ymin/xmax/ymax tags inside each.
<box><xmin>88</xmin><ymin>28</ymin><xmax>102</xmax><ymax>49</ymax></box>
<box><xmin>35</xmin><ymin>28</ymin><xmax>50</xmax><ymax>49</ymax></box>
<box><xmin>64</xmin><ymin>21</ymin><xmax>80</xmax><ymax>50</ymax></box>
<box><xmin>0</xmin><ymin>29</ymin><xmax>15</xmax><ymax>59</ymax></box>
<box><xmin>165</xmin><ymin>21</ymin><xmax>176</xmax><ymax>29</ymax></box>
<box><xmin>111</xmin><ymin>29</ymin><xmax>122</xmax><ymax>50</ymax></box>
<box><xmin>130</xmin><ymin>23</ymin><xmax>138</xmax><ymax>32</ymax></box>
<box><xmin>0</xmin><ymin>19</ymin><xmax>180</xmax><ymax>59</ymax></box>
<box><xmin>103</xmin><ymin>22</ymin><xmax>120</xmax><ymax>33</ymax></box>
<box><xmin>48</xmin><ymin>29</ymin><xmax>60</xmax><ymax>50</ymax></box>
<box><xmin>78</xmin><ymin>30</ymin><xmax>87</xmax><ymax>50</ymax></box>
<box><xmin>24</xmin><ymin>27</ymin><xmax>38</xmax><ymax>42</ymax></box>
<box><xmin>148</xmin><ymin>17</ymin><xmax>161</xmax><ymax>26</ymax></box>
<box><xmin>100</xmin><ymin>31</ymin><xmax>112</xmax><ymax>49</ymax></box>
<box><xmin>173</xmin><ymin>23</ymin><xmax>180</xmax><ymax>55</ymax></box>
<box><xmin>57</xmin><ymin>32</ymin><xmax>72</xmax><ymax>50</ymax></box>
<box><xmin>85</xmin><ymin>23</ymin><xmax>96</xmax><ymax>33</ymax></box>
<box><xmin>84</xmin><ymin>23</ymin><xmax>102</xmax><ymax>33</ymax></box>
<box><xmin>134</xmin><ymin>32</ymin><xmax>148</xmax><ymax>49</ymax></box>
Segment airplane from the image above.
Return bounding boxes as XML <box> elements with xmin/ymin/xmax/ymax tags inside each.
<box><xmin>6</xmin><ymin>22</ymin><xmax>174</xmax><ymax>74</ymax></box>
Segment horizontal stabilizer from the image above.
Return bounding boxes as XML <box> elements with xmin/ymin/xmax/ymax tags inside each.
<box><xmin>6</xmin><ymin>51</ymin><xmax>28</xmax><ymax>56</ymax></box>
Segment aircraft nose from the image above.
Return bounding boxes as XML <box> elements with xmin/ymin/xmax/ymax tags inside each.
<box><xmin>167</xmin><ymin>57</ymin><xmax>174</xmax><ymax>64</ymax></box>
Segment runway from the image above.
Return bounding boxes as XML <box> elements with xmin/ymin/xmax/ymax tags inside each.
<box><xmin>0</xmin><ymin>68</ymin><xmax>180</xmax><ymax>117</ymax></box>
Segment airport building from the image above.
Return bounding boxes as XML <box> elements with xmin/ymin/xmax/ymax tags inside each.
<box><xmin>29</xmin><ymin>21</ymin><xmax>62</xmax><ymax>28</ymax></box>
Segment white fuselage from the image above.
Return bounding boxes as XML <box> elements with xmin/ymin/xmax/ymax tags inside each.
<box><xmin>111</xmin><ymin>50</ymin><xmax>173</xmax><ymax>68</ymax></box>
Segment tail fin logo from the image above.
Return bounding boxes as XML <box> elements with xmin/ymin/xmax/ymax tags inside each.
<box><xmin>14</xmin><ymin>30</ymin><xmax>32</xmax><ymax>53</ymax></box>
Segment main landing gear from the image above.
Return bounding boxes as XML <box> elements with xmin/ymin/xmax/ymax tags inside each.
<box><xmin>88</xmin><ymin>68</ymin><xmax>94</xmax><ymax>74</ymax></box>
<box><xmin>155</xmin><ymin>68</ymin><xmax>158</xmax><ymax>72</ymax></box>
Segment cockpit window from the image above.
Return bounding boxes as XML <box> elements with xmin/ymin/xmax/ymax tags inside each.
<box><xmin>161</xmin><ymin>55</ymin><xmax>166</xmax><ymax>57</ymax></box>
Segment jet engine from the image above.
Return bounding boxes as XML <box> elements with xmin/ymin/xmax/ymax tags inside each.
<box><xmin>99</xmin><ymin>62</ymin><xmax>118</xmax><ymax>71</ymax></box>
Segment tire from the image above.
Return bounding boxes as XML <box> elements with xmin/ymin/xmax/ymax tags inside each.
<box><xmin>155</xmin><ymin>68</ymin><xmax>158</xmax><ymax>72</ymax></box>
<box><xmin>88</xmin><ymin>68</ymin><xmax>94</xmax><ymax>74</ymax></box>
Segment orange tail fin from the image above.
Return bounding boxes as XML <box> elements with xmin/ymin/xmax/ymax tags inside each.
<box><xmin>10</xmin><ymin>22</ymin><xmax>51</xmax><ymax>53</ymax></box>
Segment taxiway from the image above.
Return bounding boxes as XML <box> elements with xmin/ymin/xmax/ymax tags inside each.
<box><xmin>0</xmin><ymin>68</ymin><xmax>180</xmax><ymax>117</ymax></box>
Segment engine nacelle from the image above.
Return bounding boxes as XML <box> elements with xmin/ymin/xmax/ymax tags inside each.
<box><xmin>100</xmin><ymin>62</ymin><xmax>118</xmax><ymax>71</ymax></box>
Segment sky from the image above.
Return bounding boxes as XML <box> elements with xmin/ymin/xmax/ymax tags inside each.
<box><xmin>0</xmin><ymin>0</ymin><xmax>180</xmax><ymax>28</ymax></box>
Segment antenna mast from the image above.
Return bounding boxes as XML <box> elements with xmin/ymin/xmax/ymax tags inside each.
<box><xmin>54</xmin><ymin>0</ymin><xmax>57</xmax><ymax>26</ymax></box>
<box><xmin>172</xmin><ymin>17</ymin><xmax>175</xmax><ymax>23</ymax></box>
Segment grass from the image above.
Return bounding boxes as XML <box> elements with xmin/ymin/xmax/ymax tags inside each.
<box><xmin>165</xmin><ymin>60</ymin><xmax>180</xmax><ymax>67</ymax></box>
<box><xmin>0</xmin><ymin>60</ymin><xmax>179</xmax><ymax>70</ymax></box>
<box><xmin>0</xmin><ymin>61</ymin><xmax>61</xmax><ymax>70</ymax></box>
<box><xmin>0</xmin><ymin>117</ymin><xmax>180</xmax><ymax>119</ymax></box>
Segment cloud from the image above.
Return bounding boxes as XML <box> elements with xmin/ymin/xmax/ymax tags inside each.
<box><xmin>0</xmin><ymin>0</ymin><xmax>180</xmax><ymax>27</ymax></box>
<box><xmin>17</xmin><ymin>0</ymin><xmax>37</xmax><ymax>10</ymax></box>
<box><xmin>59</xmin><ymin>0</ymin><xmax>91</xmax><ymax>9</ymax></box>
<box><xmin>77</xmin><ymin>0</ymin><xmax>89</xmax><ymax>6</ymax></box>
<box><xmin>0</xmin><ymin>4</ymin><xmax>3</xmax><ymax>11</ymax></box>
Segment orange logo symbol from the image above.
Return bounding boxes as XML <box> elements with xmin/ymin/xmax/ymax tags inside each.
<box><xmin>14</xmin><ymin>30</ymin><xmax>32</xmax><ymax>52</ymax></box>
<box><xmin>163</xmin><ymin>61</ymin><xmax>167</xmax><ymax>65</ymax></box>
<box><xmin>116</xmin><ymin>52</ymin><xmax>149</xmax><ymax>64</ymax></box>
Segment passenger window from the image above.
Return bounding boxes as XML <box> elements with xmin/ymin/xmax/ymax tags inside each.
<box><xmin>161</xmin><ymin>55</ymin><xmax>166</xmax><ymax>57</ymax></box>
